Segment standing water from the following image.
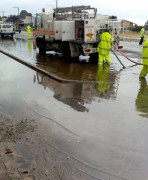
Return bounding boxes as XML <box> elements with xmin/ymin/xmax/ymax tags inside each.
<box><xmin>0</xmin><ymin>35</ymin><xmax>148</xmax><ymax>180</ymax></box>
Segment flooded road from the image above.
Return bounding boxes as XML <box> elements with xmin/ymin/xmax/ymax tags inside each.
<box><xmin>0</xmin><ymin>33</ymin><xmax>148</xmax><ymax>180</ymax></box>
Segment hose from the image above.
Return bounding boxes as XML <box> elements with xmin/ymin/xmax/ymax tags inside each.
<box><xmin>112</xmin><ymin>44</ymin><xmax>143</xmax><ymax>67</ymax></box>
<box><xmin>0</xmin><ymin>48</ymin><xmax>97</xmax><ymax>84</ymax></box>
<box><xmin>111</xmin><ymin>48</ymin><xmax>126</xmax><ymax>68</ymax></box>
<box><xmin>0</xmin><ymin>47</ymin><xmax>140</xmax><ymax>85</ymax></box>
<box><xmin>118</xmin><ymin>50</ymin><xmax>143</xmax><ymax>65</ymax></box>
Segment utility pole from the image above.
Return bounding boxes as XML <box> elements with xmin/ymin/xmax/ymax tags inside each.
<box><xmin>1</xmin><ymin>11</ymin><xmax>5</xmax><ymax>23</ymax></box>
<box><xmin>56</xmin><ymin>0</ymin><xmax>58</xmax><ymax>9</ymax></box>
<box><xmin>13</xmin><ymin>7</ymin><xmax>19</xmax><ymax>18</ymax></box>
<box><xmin>13</xmin><ymin>7</ymin><xmax>20</xmax><ymax>28</ymax></box>
<box><xmin>1</xmin><ymin>11</ymin><xmax>5</xmax><ymax>17</ymax></box>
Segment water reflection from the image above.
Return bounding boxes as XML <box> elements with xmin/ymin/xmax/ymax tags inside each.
<box><xmin>96</xmin><ymin>64</ymin><xmax>110</xmax><ymax>94</ymax></box>
<box><xmin>96</xmin><ymin>64</ymin><xmax>118</xmax><ymax>99</ymax></box>
<box><xmin>27</xmin><ymin>40</ymin><xmax>32</xmax><ymax>53</ymax></box>
<box><xmin>136</xmin><ymin>78</ymin><xmax>148</xmax><ymax>118</ymax></box>
<box><xmin>0</xmin><ymin>37</ymin><xmax>16</xmax><ymax>48</ymax></box>
<box><xmin>0</xmin><ymin>37</ymin><xmax>119</xmax><ymax>108</ymax></box>
<box><xmin>33</xmin><ymin>66</ymin><xmax>119</xmax><ymax>112</ymax></box>
<box><xmin>36</xmin><ymin>55</ymin><xmax>98</xmax><ymax>81</ymax></box>
<box><xmin>0</xmin><ymin>37</ymin><xmax>119</xmax><ymax>84</ymax></box>
<box><xmin>34</xmin><ymin>72</ymin><xmax>92</xmax><ymax>112</ymax></box>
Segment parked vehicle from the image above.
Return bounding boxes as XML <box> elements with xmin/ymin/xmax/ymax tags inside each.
<box><xmin>33</xmin><ymin>5</ymin><xmax>124</xmax><ymax>61</ymax></box>
<box><xmin>0</xmin><ymin>24</ymin><xmax>15</xmax><ymax>38</ymax></box>
<box><xmin>15</xmin><ymin>29</ymin><xmax>21</xmax><ymax>33</ymax></box>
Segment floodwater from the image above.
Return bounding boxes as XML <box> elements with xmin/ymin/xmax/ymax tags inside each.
<box><xmin>0</xmin><ymin>34</ymin><xmax>148</xmax><ymax>180</ymax></box>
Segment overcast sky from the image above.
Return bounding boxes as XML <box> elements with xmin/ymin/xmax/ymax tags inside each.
<box><xmin>0</xmin><ymin>0</ymin><xmax>147</xmax><ymax>25</ymax></box>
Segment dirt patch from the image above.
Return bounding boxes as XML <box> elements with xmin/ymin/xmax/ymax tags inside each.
<box><xmin>0</xmin><ymin>112</ymin><xmax>38</xmax><ymax>179</ymax></box>
<box><xmin>0</xmin><ymin>109</ymin><xmax>97</xmax><ymax>180</ymax></box>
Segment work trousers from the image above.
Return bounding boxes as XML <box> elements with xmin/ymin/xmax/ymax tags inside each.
<box><xmin>98</xmin><ymin>53</ymin><xmax>111</xmax><ymax>65</ymax></box>
<box><xmin>139</xmin><ymin>37</ymin><xmax>144</xmax><ymax>45</ymax></box>
<box><xmin>139</xmin><ymin>65</ymin><xmax>148</xmax><ymax>78</ymax></box>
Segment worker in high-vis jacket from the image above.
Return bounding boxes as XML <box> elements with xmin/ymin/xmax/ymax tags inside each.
<box><xmin>97</xmin><ymin>29</ymin><xmax>114</xmax><ymax>65</ymax></box>
<box><xmin>27</xmin><ymin>24</ymin><xmax>31</xmax><ymax>40</ymax></box>
<box><xmin>139</xmin><ymin>27</ymin><xmax>145</xmax><ymax>45</ymax></box>
<box><xmin>139</xmin><ymin>39</ymin><xmax>148</xmax><ymax>79</ymax></box>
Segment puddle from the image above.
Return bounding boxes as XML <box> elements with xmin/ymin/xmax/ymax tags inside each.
<box><xmin>0</xmin><ymin>35</ymin><xmax>148</xmax><ymax>179</ymax></box>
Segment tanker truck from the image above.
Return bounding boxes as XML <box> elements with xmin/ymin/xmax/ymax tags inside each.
<box><xmin>33</xmin><ymin>5</ymin><xmax>124</xmax><ymax>61</ymax></box>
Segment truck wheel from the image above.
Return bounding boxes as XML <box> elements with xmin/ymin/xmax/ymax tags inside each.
<box><xmin>61</xmin><ymin>42</ymin><xmax>71</xmax><ymax>59</ymax></box>
<box><xmin>38</xmin><ymin>37</ymin><xmax>46</xmax><ymax>54</ymax></box>
<box><xmin>39</xmin><ymin>44</ymin><xmax>45</xmax><ymax>54</ymax></box>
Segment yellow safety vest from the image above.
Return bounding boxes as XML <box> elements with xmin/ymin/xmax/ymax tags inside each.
<box><xmin>97</xmin><ymin>32</ymin><xmax>114</xmax><ymax>55</ymax></box>
<box><xmin>27</xmin><ymin>25</ymin><xmax>31</xmax><ymax>32</ymax></box>
<box><xmin>140</xmin><ymin>28</ymin><xmax>145</xmax><ymax>37</ymax></box>
<box><xmin>142</xmin><ymin>40</ymin><xmax>148</xmax><ymax>65</ymax></box>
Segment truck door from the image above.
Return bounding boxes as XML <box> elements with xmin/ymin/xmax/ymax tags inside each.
<box><xmin>54</xmin><ymin>21</ymin><xmax>62</xmax><ymax>40</ymax></box>
<box><xmin>62</xmin><ymin>21</ymin><xmax>75</xmax><ymax>41</ymax></box>
<box><xmin>84</xmin><ymin>19</ymin><xmax>96</xmax><ymax>42</ymax></box>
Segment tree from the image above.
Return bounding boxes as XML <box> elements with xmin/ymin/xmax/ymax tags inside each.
<box><xmin>145</xmin><ymin>20</ymin><xmax>148</xmax><ymax>27</ymax></box>
<box><xmin>20</xmin><ymin>10</ymin><xmax>32</xmax><ymax>19</ymax></box>
<box><xmin>6</xmin><ymin>15</ymin><xmax>18</xmax><ymax>23</ymax></box>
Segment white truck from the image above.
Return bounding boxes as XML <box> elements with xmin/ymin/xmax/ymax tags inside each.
<box><xmin>33</xmin><ymin>6</ymin><xmax>123</xmax><ymax>61</ymax></box>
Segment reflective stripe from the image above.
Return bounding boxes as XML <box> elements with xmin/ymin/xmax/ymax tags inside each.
<box><xmin>142</xmin><ymin>57</ymin><xmax>148</xmax><ymax>59</ymax></box>
<box><xmin>33</xmin><ymin>30</ymin><xmax>55</xmax><ymax>36</ymax></box>
<box><xmin>143</xmin><ymin>46</ymin><xmax>148</xmax><ymax>48</ymax></box>
<box><xmin>101</xmin><ymin>40</ymin><xmax>112</xmax><ymax>43</ymax></box>
<box><xmin>99</xmin><ymin>47</ymin><xmax>110</xmax><ymax>51</ymax></box>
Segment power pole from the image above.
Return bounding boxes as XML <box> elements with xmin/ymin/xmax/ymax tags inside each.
<box><xmin>1</xmin><ymin>11</ymin><xmax>4</xmax><ymax>17</ymax></box>
<box><xmin>56</xmin><ymin>0</ymin><xmax>58</xmax><ymax>9</ymax></box>
<box><xmin>13</xmin><ymin>7</ymin><xmax>20</xmax><ymax>28</ymax></box>
<box><xmin>1</xmin><ymin>11</ymin><xmax>5</xmax><ymax>23</ymax></box>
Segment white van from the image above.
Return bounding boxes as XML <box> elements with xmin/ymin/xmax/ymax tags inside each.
<box><xmin>0</xmin><ymin>24</ymin><xmax>15</xmax><ymax>38</ymax></box>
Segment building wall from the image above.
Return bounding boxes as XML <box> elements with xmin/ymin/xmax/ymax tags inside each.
<box><xmin>122</xmin><ymin>20</ymin><xmax>134</xmax><ymax>28</ymax></box>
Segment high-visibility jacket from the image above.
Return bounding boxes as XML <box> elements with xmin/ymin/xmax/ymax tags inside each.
<box><xmin>27</xmin><ymin>25</ymin><xmax>31</xmax><ymax>33</ymax></box>
<box><xmin>140</xmin><ymin>28</ymin><xmax>145</xmax><ymax>37</ymax></box>
<box><xmin>97</xmin><ymin>32</ymin><xmax>114</xmax><ymax>55</ymax></box>
<box><xmin>142</xmin><ymin>39</ymin><xmax>148</xmax><ymax>65</ymax></box>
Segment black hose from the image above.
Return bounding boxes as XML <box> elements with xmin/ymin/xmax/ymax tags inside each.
<box><xmin>111</xmin><ymin>48</ymin><xmax>126</xmax><ymax>68</ymax></box>
<box><xmin>0</xmin><ymin>49</ymin><xmax>97</xmax><ymax>84</ymax></box>
<box><xmin>118</xmin><ymin>51</ymin><xmax>142</xmax><ymax>65</ymax></box>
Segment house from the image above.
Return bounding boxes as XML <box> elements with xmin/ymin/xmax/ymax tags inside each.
<box><xmin>19</xmin><ymin>16</ymin><xmax>34</xmax><ymax>28</ymax></box>
<box><xmin>121</xmin><ymin>19</ymin><xmax>137</xmax><ymax>28</ymax></box>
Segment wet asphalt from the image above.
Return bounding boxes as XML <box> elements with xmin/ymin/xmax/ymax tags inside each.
<box><xmin>0</xmin><ymin>32</ymin><xmax>148</xmax><ymax>180</ymax></box>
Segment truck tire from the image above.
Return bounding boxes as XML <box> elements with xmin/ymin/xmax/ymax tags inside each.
<box><xmin>38</xmin><ymin>37</ymin><xmax>46</xmax><ymax>54</ymax></box>
<box><xmin>61</xmin><ymin>42</ymin><xmax>71</xmax><ymax>59</ymax></box>
<box><xmin>39</xmin><ymin>43</ymin><xmax>45</xmax><ymax>54</ymax></box>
